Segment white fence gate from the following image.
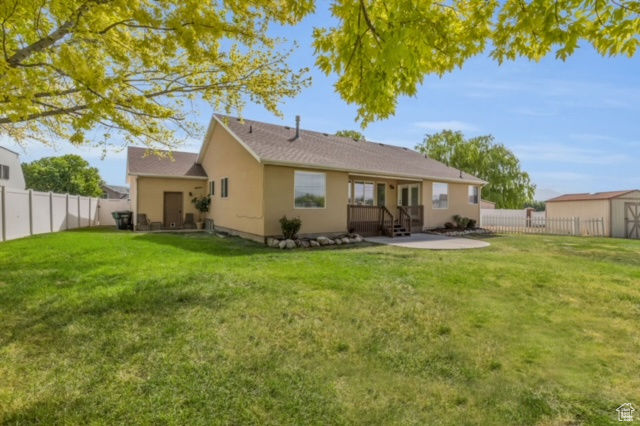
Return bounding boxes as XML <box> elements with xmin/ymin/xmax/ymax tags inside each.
<box><xmin>0</xmin><ymin>186</ymin><xmax>130</xmax><ymax>242</ymax></box>
<box><xmin>482</xmin><ymin>215</ymin><xmax>605</xmax><ymax>236</ymax></box>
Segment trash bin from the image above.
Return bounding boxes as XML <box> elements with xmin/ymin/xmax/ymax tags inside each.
<box><xmin>111</xmin><ymin>211</ymin><xmax>133</xmax><ymax>230</ymax></box>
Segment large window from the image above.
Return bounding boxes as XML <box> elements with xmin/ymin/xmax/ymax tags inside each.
<box><xmin>432</xmin><ymin>182</ymin><xmax>448</xmax><ymax>209</ymax></box>
<box><xmin>354</xmin><ymin>181</ymin><xmax>374</xmax><ymax>205</ymax></box>
<box><xmin>0</xmin><ymin>165</ymin><xmax>8</xmax><ymax>180</ymax></box>
<box><xmin>295</xmin><ymin>171</ymin><xmax>326</xmax><ymax>208</ymax></box>
<box><xmin>221</xmin><ymin>178</ymin><xmax>228</xmax><ymax>198</ymax></box>
<box><xmin>468</xmin><ymin>185</ymin><xmax>479</xmax><ymax>204</ymax></box>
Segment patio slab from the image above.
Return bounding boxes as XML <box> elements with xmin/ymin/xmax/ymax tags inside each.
<box><xmin>366</xmin><ymin>233</ymin><xmax>490</xmax><ymax>250</ymax></box>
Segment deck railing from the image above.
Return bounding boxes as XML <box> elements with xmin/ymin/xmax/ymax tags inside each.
<box><xmin>397</xmin><ymin>206</ymin><xmax>411</xmax><ymax>234</ymax></box>
<box><xmin>402</xmin><ymin>205</ymin><xmax>424</xmax><ymax>232</ymax></box>
<box><xmin>348</xmin><ymin>205</ymin><xmax>384</xmax><ymax>236</ymax></box>
<box><xmin>348</xmin><ymin>204</ymin><xmax>424</xmax><ymax>237</ymax></box>
<box><xmin>380</xmin><ymin>206</ymin><xmax>395</xmax><ymax>237</ymax></box>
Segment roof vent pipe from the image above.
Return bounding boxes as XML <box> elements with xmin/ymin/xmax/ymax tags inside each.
<box><xmin>249</xmin><ymin>125</ymin><xmax>253</xmax><ymax>133</ymax></box>
<box><xmin>295</xmin><ymin>115</ymin><xmax>301</xmax><ymax>140</ymax></box>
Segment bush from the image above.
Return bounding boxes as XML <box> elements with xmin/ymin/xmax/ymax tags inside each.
<box><xmin>452</xmin><ymin>215</ymin><xmax>462</xmax><ymax>227</ymax></box>
<box><xmin>467</xmin><ymin>219</ymin><xmax>477</xmax><ymax>228</ymax></box>
<box><xmin>453</xmin><ymin>215</ymin><xmax>470</xmax><ymax>228</ymax></box>
<box><xmin>444</xmin><ymin>222</ymin><xmax>454</xmax><ymax>229</ymax></box>
<box><xmin>279</xmin><ymin>215</ymin><xmax>302</xmax><ymax>239</ymax></box>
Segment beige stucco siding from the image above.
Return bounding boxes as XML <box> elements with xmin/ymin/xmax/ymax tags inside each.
<box><xmin>611</xmin><ymin>191</ymin><xmax>640</xmax><ymax>238</ymax></box>
<box><xmin>547</xmin><ymin>199</ymin><xmax>611</xmax><ymax>236</ymax></box>
<box><xmin>127</xmin><ymin>175</ymin><xmax>138</xmax><ymax>217</ymax></box>
<box><xmin>199</xmin><ymin>121</ymin><xmax>265</xmax><ymax>237</ymax></box>
<box><xmin>423</xmin><ymin>181</ymin><xmax>481</xmax><ymax>228</ymax></box>
<box><xmin>136</xmin><ymin>177</ymin><xmax>205</xmax><ymax>224</ymax></box>
<box><xmin>264</xmin><ymin>165</ymin><xmax>348</xmax><ymax>237</ymax></box>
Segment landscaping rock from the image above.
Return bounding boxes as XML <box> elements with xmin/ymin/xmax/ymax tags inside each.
<box><xmin>310</xmin><ymin>240</ymin><xmax>320</xmax><ymax>247</ymax></box>
<box><xmin>349</xmin><ymin>238</ymin><xmax>358</xmax><ymax>244</ymax></box>
<box><xmin>301</xmin><ymin>240</ymin><xmax>310</xmax><ymax>248</ymax></box>
<box><xmin>285</xmin><ymin>239</ymin><xmax>296</xmax><ymax>249</ymax></box>
<box><xmin>326</xmin><ymin>238</ymin><xmax>335</xmax><ymax>245</ymax></box>
<box><xmin>267</xmin><ymin>237</ymin><xmax>280</xmax><ymax>247</ymax></box>
<box><xmin>335</xmin><ymin>238</ymin><xmax>342</xmax><ymax>245</ymax></box>
<box><xmin>354</xmin><ymin>236</ymin><xmax>363</xmax><ymax>242</ymax></box>
<box><xmin>279</xmin><ymin>240</ymin><xmax>287</xmax><ymax>249</ymax></box>
<box><xmin>341</xmin><ymin>237</ymin><xmax>351</xmax><ymax>244</ymax></box>
<box><xmin>317</xmin><ymin>236</ymin><xmax>331</xmax><ymax>246</ymax></box>
<box><xmin>294</xmin><ymin>239</ymin><xmax>302</xmax><ymax>247</ymax></box>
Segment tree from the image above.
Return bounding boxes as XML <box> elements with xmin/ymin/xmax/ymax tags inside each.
<box><xmin>22</xmin><ymin>155</ymin><xmax>104</xmax><ymax>197</ymax></box>
<box><xmin>313</xmin><ymin>0</ymin><xmax>640</xmax><ymax>125</ymax></box>
<box><xmin>2</xmin><ymin>1</ymin><xmax>639</xmax><ymax>145</ymax></box>
<box><xmin>416</xmin><ymin>130</ymin><xmax>535</xmax><ymax>209</ymax></box>
<box><xmin>335</xmin><ymin>129</ymin><xmax>365</xmax><ymax>140</ymax></box>
<box><xmin>524</xmin><ymin>200</ymin><xmax>546</xmax><ymax>212</ymax></box>
<box><xmin>1</xmin><ymin>0</ymin><xmax>312</xmax><ymax>149</ymax></box>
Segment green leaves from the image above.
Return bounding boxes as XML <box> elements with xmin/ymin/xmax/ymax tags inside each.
<box><xmin>415</xmin><ymin>130</ymin><xmax>535</xmax><ymax>209</ymax></box>
<box><xmin>0</xmin><ymin>0</ymin><xmax>312</xmax><ymax>149</ymax></box>
<box><xmin>22</xmin><ymin>155</ymin><xmax>104</xmax><ymax>197</ymax></box>
<box><xmin>315</xmin><ymin>0</ymin><xmax>639</xmax><ymax>126</ymax></box>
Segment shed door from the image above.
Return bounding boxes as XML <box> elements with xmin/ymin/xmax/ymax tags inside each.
<box><xmin>625</xmin><ymin>203</ymin><xmax>640</xmax><ymax>239</ymax></box>
<box><xmin>164</xmin><ymin>192</ymin><xmax>183</xmax><ymax>228</ymax></box>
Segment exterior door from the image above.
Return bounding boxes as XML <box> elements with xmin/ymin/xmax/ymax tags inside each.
<box><xmin>625</xmin><ymin>203</ymin><xmax>640</xmax><ymax>239</ymax></box>
<box><xmin>163</xmin><ymin>192</ymin><xmax>183</xmax><ymax>228</ymax></box>
<box><xmin>397</xmin><ymin>184</ymin><xmax>420</xmax><ymax>206</ymax></box>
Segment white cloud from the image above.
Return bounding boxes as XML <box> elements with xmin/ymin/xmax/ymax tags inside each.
<box><xmin>513</xmin><ymin>143</ymin><xmax>629</xmax><ymax>165</ymax></box>
<box><xmin>414</xmin><ymin>120</ymin><xmax>477</xmax><ymax>132</ymax></box>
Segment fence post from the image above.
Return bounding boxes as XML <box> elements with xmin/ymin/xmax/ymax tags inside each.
<box><xmin>1</xmin><ymin>186</ymin><xmax>5</xmax><ymax>242</ymax></box>
<box><xmin>49</xmin><ymin>192</ymin><xmax>53</xmax><ymax>233</ymax></box>
<box><xmin>574</xmin><ymin>217</ymin><xmax>580</xmax><ymax>236</ymax></box>
<box><xmin>66</xmin><ymin>193</ymin><xmax>69</xmax><ymax>230</ymax></box>
<box><xmin>601</xmin><ymin>217</ymin><xmax>605</xmax><ymax>237</ymax></box>
<box><xmin>77</xmin><ymin>195</ymin><xmax>81</xmax><ymax>228</ymax></box>
<box><xmin>28</xmin><ymin>189</ymin><xmax>34</xmax><ymax>236</ymax></box>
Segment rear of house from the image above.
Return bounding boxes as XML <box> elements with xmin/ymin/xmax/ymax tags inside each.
<box><xmin>547</xmin><ymin>190</ymin><xmax>640</xmax><ymax>238</ymax></box>
<box><xmin>127</xmin><ymin>115</ymin><xmax>486</xmax><ymax>241</ymax></box>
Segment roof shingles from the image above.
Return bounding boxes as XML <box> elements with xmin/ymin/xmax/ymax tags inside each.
<box><xmin>127</xmin><ymin>147</ymin><xmax>207</xmax><ymax>178</ymax></box>
<box><xmin>547</xmin><ymin>190</ymin><xmax>637</xmax><ymax>202</ymax></box>
<box><xmin>215</xmin><ymin>115</ymin><xmax>485</xmax><ymax>183</ymax></box>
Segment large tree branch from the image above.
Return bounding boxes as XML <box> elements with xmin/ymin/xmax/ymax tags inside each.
<box><xmin>6</xmin><ymin>0</ymin><xmax>110</xmax><ymax>67</ymax></box>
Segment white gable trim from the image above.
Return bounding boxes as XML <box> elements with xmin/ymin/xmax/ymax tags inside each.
<box><xmin>197</xmin><ymin>115</ymin><xmax>262</xmax><ymax>164</ymax></box>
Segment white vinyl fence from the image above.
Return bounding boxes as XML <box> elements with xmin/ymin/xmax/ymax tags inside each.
<box><xmin>482</xmin><ymin>215</ymin><xmax>605</xmax><ymax>236</ymax></box>
<box><xmin>481</xmin><ymin>208</ymin><xmax>545</xmax><ymax>226</ymax></box>
<box><xmin>0</xmin><ymin>186</ymin><xmax>130</xmax><ymax>242</ymax></box>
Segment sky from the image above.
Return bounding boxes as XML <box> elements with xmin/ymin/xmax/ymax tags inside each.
<box><xmin>7</xmin><ymin>6</ymin><xmax>640</xmax><ymax>200</ymax></box>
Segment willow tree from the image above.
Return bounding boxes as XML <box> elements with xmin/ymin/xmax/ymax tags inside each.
<box><xmin>0</xmin><ymin>0</ymin><xmax>313</xmax><ymax>149</ymax></box>
<box><xmin>416</xmin><ymin>130</ymin><xmax>535</xmax><ymax>208</ymax></box>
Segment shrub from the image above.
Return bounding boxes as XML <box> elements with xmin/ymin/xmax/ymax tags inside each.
<box><xmin>444</xmin><ymin>222</ymin><xmax>454</xmax><ymax>229</ymax></box>
<box><xmin>467</xmin><ymin>219</ymin><xmax>477</xmax><ymax>228</ymax></box>
<box><xmin>279</xmin><ymin>215</ymin><xmax>302</xmax><ymax>239</ymax></box>
<box><xmin>452</xmin><ymin>215</ymin><xmax>462</xmax><ymax>227</ymax></box>
<box><xmin>460</xmin><ymin>217</ymin><xmax>470</xmax><ymax>228</ymax></box>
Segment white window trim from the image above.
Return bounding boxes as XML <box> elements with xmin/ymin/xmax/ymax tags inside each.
<box><xmin>468</xmin><ymin>185</ymin><xmax>479</xmax><ymax>205</ymax></box>
<box><xmin>432</xmin><ymin>182</ymin><xmax>449</xmax><ymax>210</ymax></box>
<box><xmin>294</xmin><ymin>171</ymin><xmax>326</xmax><ymax>209</ymax></box>
<box><xmin>221</xmin><ymin>177</ymin><xmax>229</xmax><ymax>199</ymax></box>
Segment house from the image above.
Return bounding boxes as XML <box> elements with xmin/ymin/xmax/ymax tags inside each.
<box><xmin>0</xmin><ymin>146</ymin><xmax>26</xmax><ymax>190</ymax></box>
<box><xmin>101</xmin><ymin>184</ymin><xmax>129</xmax><ymax>199</ymax></box>
<box><xmin>127</xmin><ymin>115</ymin><xmax>486</xmax><ymax>240</ymax></box>
<box><xmin>547</xmin><ymin>190</ymin><xmax>640</xmax><ymax>239</ymax></box>
<box><xmin>480</xmin><ymin>199</ymin><xmax>496</xmax><ymax>209</ymax></box>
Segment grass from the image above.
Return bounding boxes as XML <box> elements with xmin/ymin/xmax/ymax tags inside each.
<box><xmin>0</xmin><ymin>229</ymin><xmax>639</xmax><ymax>425</ymax></box>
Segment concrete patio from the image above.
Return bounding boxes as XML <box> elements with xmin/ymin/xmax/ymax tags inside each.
<box><xmin>366</xmin><ymin>233</ymin><xmax>491</xmax><ymax>250</ymax></box>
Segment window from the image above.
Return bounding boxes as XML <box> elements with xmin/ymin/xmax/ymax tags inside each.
<box><xmin>0</xmin><ymin>165</ymin><xmax>8</xmax><ymax>180</ymax></box>
<box><xmin>221</xmin><ymin>178</ymin><xmax>228</xmax><ymax>198</ymax></box>
<box><xmin>377</xmin><ymin>183</ymin><xmax>386</xmax><ymax>206</ymax></box>
<box><xmin>294</xmin><ymin>171</ymin><xmax>325</xmax><ymax>208</ymax></box>
<box><xmin>432</xmin><ymin>182</ymin><xmax>448</xmax><ymax>209</ymax></box>
<box><xmin>468</xmin><ymin>185</ymin><xmax>479</xmax><ymax>204</ymax></box>
<box><xmin>209</xmin><ymin>180</ymin><xmax>215</xmax><ymax>196</ymax></box>
<box><xmin>354</xmin><ymin>181</ymin><xmax>374</xmax><ymax>205</ymax></box>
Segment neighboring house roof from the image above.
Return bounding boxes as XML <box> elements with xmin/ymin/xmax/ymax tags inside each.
<box><xmin>547</xmin><ymin>190</ymin><xmax>639</xmax><ymax>202</ymax></box>
<box><xmin>127</xmin><ymin>147</ymin><xmax>207</xmax><ymax>178</ymax></box>
<box><xmin>200</xmin><ymin>115</ymin><xmax>486</xmax><ymax>184</ymax></box>
<box><xmin>102</xmin><ymin>184</ymin><xmax>129</xmax><ymax>194</ymax></box>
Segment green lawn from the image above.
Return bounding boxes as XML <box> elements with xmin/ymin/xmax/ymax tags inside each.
<box><xmin>0</xmin><ymin>229</ymin><xmax>639</xmax><ymax>425</ymax></box>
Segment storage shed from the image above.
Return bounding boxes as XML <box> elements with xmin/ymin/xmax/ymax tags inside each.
<box><xmin>546</xmin><ymin>190</ymin><xmax>640</xmax><ymax>239</ymax></box>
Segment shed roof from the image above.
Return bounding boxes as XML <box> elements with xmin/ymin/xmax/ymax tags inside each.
<box><xmin>547</xmin><ymin>190</ymin><xmax>639</xmax><ymax>202</ymax></box>
<box><xmin>127</xmin><ymin>147</ymin><xmax>207</xmax><ymax>178</ymax></box>
<box><xmin>203</xmin><ymin>115</ymin><xmax>485</xmax><ymax>184</ymax></box>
